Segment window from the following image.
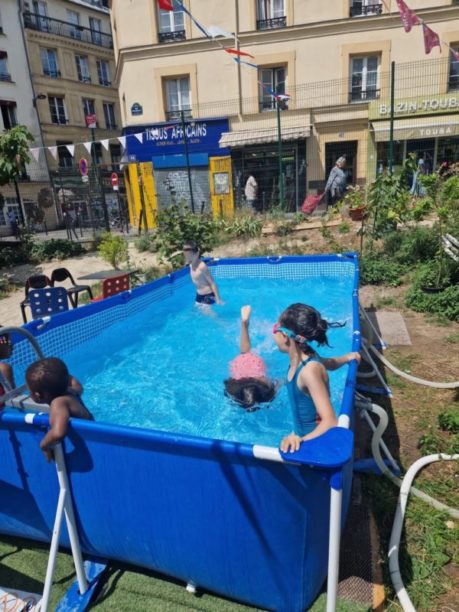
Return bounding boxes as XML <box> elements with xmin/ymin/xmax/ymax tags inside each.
<box><xmin>0</xmin><ymin>52</ymin><xmax>11</xmax><ymax>82</ymax></box>
<box><xmin>0</xmin><ymin>198</ymin><xmax>21</xmax><ymax>227</ymax></box>
<box><xmin>350</xmin><ymin>1</ymin><xmax>383</xmax><ymax>17</ymax></box>
<box><xmin>76</xmin><ymin>55</ymin><xmax>91</xmax><ymax>83</ymax></box>
<box><xmin>349</xmin><ymin>56</ymin><xmax>380</xmax><ymax>102</ymax></box>
<box><xmin>1</xmin><ymin>101</ymin><xmax>17</xmax><ymax>129</ymax></box>
<box><xmin>48</xmin><ymin>96</ymin><xmax>67</xmax><ymax>124</ymax></box>
<box><xmin>89</xmin><ymin>17</ymin><xmax>102</xmax><ymax>45</ymax></box>
<box><xmin>109</xmin><ymin>143</ymin><xmax>121</xmax><ymax>168</ymax></box>
<box><xmin>93</xmin><ymin>142</ymin><xmax>102</xmax><ymax>165</ymax></box>
<box><xmin>40</xmin><ymin>48</ymin><xmax>60</xmax><ymax>78</ymax></box>
<box><xmin>449</xmin><ymin>47</ymin><xmax>459</xmax><ymax>90</ymax></box>
<box><xmin>103</xmin><ymin>102</ymin><xmax>116</xmax><ymax>129</ymax></box>
<box><xmin>82</xmin><ymin>98</ymin><xmax>95</xmax><ymax>117</ymax></box>
<box><xmin>57</xmin><ymin>141</ymin><xmax>73</xmax><ymax>168</ymax></box>
<box><xmin>158</xmin><ymin>0</ymin><xmax>185</xmax><ymax>43</ymax></box>
<box><xmin>257</xmin><ymin>0</ymin><xmax>286</xmax><ymax>30</ymax></box>
<box><xmin>96</xmin><ymin>60</ymin><xmax>111</xmax><ymax>86</ymax></box>
<box><xmin>32</xmin><ymin>1</ymin><xmax>49</xmax><ymax>31</ymax></box>
<box><xmin>259</xmin><ymin>66</ymin><xmax>287</xmax><ymax>110</ymax></box>
<box><xmin>164</xmin><ymin>77</ymin><xmax>191</xmax><ymax>119</ymax></box>
<box><xmin>67</xmin><ymin>10</ymin><xmax>81</xmax><ymax>39</ymax></box>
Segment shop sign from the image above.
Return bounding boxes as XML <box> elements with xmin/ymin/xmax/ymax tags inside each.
<box><xmin>369</xmin><ymin>93</ymin><xmax>459</xmax><ymax>120</ymax></box>
<box><xmin>124</xmin><ymin>117</ymin><xmax>230</xmax><ymax>162</ymax></box>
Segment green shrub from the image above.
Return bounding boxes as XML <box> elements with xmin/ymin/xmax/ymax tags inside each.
<box><xmin>406</xmin><ymin>284</ymin><xmax>459</xmax><ymax>322</ymax></box>
<box><xmin>383</xmin><ymin>227</ymin><xmax>439</xmax><ymax>264</ymax></box>
<box><xmin>0</xmin><ymin>246</ymin><xmax>25</xmax><ymax>268</ymax></box>
<box><xmin>31</xmin><ymin>239</ymin><xmax>84</xmax><ymax>262</ymax></box>
<box><xmin>223</xmin><ymin>214</ymin><xmax>263</xmax><ymax>239</ymax></box>
<box><xmin>439</xmin><ymin>409</ymin><xmax>459</xmax><ymax>434</ymax></box>
<box><xmin>152</xmin><ymin>205</ymin><xmax>218</xmax><ymax>265</ymax></box>
<box><xmin>97</xmin><ymin>232</ymin><xmax>128</xmax><ymax>269</ymax></box>
<box><xmin>134</xmin><ymin>234</ymin><xmax>155</xmax><ymax>253</ymax></box>
<box><xmin>360</xmin><ymin>254</ymin><xmax>405</xmax><ymax>286</ymax></box>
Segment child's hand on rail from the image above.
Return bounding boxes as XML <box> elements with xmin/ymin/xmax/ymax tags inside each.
<box><xmin>280</xmin><ymin>433</ymin><xmax>302</xmax><ymax>453</ymax></box>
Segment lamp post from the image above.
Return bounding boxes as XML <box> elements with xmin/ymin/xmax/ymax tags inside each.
<box><xmin>180</xmin><ymin>109</ymin><xmax>195</xmax><ymax>213</ymax></box>
<box><xmin>276</xmin><ymin>98</ymin><xmax>285</xmax><ymax>207</ymax></box>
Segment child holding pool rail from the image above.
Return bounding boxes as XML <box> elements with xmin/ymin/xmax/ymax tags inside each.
<box><xmin>273</xmin><ymin>303</ymin><xmax>360</xmax><ymax>453</ymax></box>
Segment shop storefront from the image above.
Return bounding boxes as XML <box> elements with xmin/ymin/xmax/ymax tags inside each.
<box><xmin>124</xmin><ymin>117</ymin><xmax>234</xmax><ymax>226</ymax></box>
<box><xmin>219</xmin><ymin>122</ymin><xmax>309</xmax><ymax>212</ymax></box>
<box><xmin>369</xmin><ymin>93</ymin><xmax>459</xmax><ymax>176</ymax></box>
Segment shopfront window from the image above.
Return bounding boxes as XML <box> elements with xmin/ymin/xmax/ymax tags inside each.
<box><xmin>448</xmin><ymin>47</ymin><xmax>459</xmax><ymax>90</ymax></box>
<box><xmin>376</xmin><ymin>141</ymin><xmax>404</xmax><ymax>173</ymax></box>
<box><xmin>259</xmin><ymin>66</ymin><xmax>287</xmax><ymax>111</ymax></box>
<box><xmin>350</xmin><ymin>56</ymin><xmax>380</xmax><ymax>102</ymax></box>
<box><xmin>437</xmin><ymin>137</ymin><xmax>459</xmax><ymax>166</ymax></box>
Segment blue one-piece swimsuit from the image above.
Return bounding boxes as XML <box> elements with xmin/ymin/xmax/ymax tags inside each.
<box><xmin>286</xmin><ymin>355</ymin><xmax>322</xmax><ymax>436</ymax></box>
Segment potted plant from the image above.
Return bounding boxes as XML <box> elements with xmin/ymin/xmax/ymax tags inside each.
<box><xmin>343</xmin><ymin>185</ymin><xmax>367</xmax><ymax>221</ymax></box>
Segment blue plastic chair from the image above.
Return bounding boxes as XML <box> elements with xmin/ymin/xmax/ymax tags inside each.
<box><xmin>29</xmin><ymin>287</ymin><xmax>69</xmax><ymax>320</ymax></box>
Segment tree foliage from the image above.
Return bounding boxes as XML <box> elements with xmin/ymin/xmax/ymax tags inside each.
<box><xmin>0</xmin><ymin>126</ymin><xmax>34</xmax><ymax>186</ymax></box>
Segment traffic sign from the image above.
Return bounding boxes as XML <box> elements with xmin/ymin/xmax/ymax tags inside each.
<box><xmin>111</xmin><ymin>172</ymin><xmax>119</xmax><ymax>190</ymax></box>
<box><xmin>79</xmin><ymin>158</ymin><xmax>88</xmax><ymax>176</ymax></box>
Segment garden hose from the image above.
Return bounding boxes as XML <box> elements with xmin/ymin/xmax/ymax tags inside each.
<box><xmin>363</xmin><ymin>339</ymin><xmax>459</xmax><ymax>389</ymax></box>
<box><xmin>355</xmin><ymin>397</ymin><xmax>459</xmax><ymax>519</ymax></box>
<box><xmin>389</xmin><ymin>453</ymin><xmax>459</xmax><ymax>612</ymax></box>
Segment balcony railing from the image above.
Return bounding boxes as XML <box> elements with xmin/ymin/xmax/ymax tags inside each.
<box><xmin>349</xmin><ymin>3</ymin><xmax>383</xmax><ymax>17</ymax></box>
<box><xmin>0</xmin><ymin>73</ymin><xmax>12</xmax><ymax>82</ymax></box>
<box><xmin>349</xmin><ymin>88</ymin><xmax>380</xmax><ymax>102</ymax></box>
<box><xmin>78</xmin><ymin>75</ymin><xmax>92</xmax><ymax>83</ymax></box>
<box><xmin>165</xmin><ymin>108</ymin><xmax>192</xmax><ymax>120</ymax></box>
<box><xmin>158</xmin><ymin>30</ymin><xmax>186</xmax><ymax>43</ymax></box>
<box><xmin>256</xmin><ymin>16</ymin><xmax>287</xmax><ymax>30</ymax></box>
<box><xmin>99</xmin><ymin>79</ymin><xmax>111</xmax><ymax>86</ymax></box>
<box><xmin>23</xmin><ymin>12</ymin><xmax>113</xmax><ymax>49</ymax></box>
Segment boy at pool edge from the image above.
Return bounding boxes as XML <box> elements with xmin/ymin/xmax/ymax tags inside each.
<box><xmin>0</xmin><ymin>328</ymin><xmax>15</xmax><ymax>407</ymax></box>
<box><xmin>26</xmin><ymin>357</ymin><xmax>94</xmax><ymax>462</ymax></box>
<box><xmin>274</xmin><ymin>303</ymin><xmax>360</xmax><ymax>453</ymax></box>
<box><xmin>183</xmin><ymin>241</ymin><xmax>224</xmax><ymax>306</ymax></box>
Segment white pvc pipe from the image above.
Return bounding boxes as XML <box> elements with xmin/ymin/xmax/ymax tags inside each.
<box><xmin>54</xmin><ymin>444</ymin><xmax>88</xmax><ymax>594</ymax></box>
<box><xmin>361</xmin><ymin>343</ymin><xmax>393</xmax><ymax>396</ymax></box>
<box><xmin>388</xmin><ymin>453</ymin><xmax>459</xmax><ymax>612</ymax></box>
<box><xmin>41</xmin><ymin>487</ymin><xmax>66</xmax><ymax>612</ymax></box>
<box><xmin>366</xmin><ymin>341</ymin><xmax>459</xmax><ymax>389</ymax></box>
<box><xmin>361</xmin><ymin>409</ymin><xmax>399</xmax><ymax>473</ymax></box>
<box><xmin>326</xmin><ymin>487</ymin><xmax>343</xmax><ymax>612</ymax></box>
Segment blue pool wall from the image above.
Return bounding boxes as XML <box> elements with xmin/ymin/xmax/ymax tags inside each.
<box><xmin>0</xmin><ymin>255</ymin><xmax>360</xmax><ymax>612</ymax></box>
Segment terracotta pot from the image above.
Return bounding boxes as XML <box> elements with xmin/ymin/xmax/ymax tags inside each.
<box><xmin>349</xmin><ymin>206</ymin><xmax>366</xmax><ymax>221</ymax></box>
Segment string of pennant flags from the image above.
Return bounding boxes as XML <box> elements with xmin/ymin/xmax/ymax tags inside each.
<box><xmin>27</xmin><ymin>0</ymin><xmax>459</xmax><ymax>161</ymax></box>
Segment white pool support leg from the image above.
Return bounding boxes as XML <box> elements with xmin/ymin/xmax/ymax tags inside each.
<box><xmin>41</xmin><ymin>443</ymin><xmax>88</xmax><ymax>611</ymax></box>
<box><xmin>186</xmin><ymin>582</ymin><xmax>197</xmax><ymax>594</ymax></box>
<box><xmin>361</xmin><ymin>343</ymin><xmax>392</xmax><ymax>397</ymax></box>
<box><xmin>359</xmin><ymin>305</ymin><xmax>387</xmax><ymax>350</ymax></box>
<box><xmin>326</xmin><ymin>485</ymin><xmax>342</xmax><ymax>612</ymax></box>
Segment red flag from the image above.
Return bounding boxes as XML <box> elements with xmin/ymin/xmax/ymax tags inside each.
<box><xmin>423</xmin><ymin>23</ymin><xmax>441</xmax><ymax>54</ymax></box>
<box><xmin>158</xmin><ymin>0</ymin><xmax>173</xmax><ymax>10</ymax></box>
<box><xmin>224</xmin><ymin>48</ymin><xmax>255</xmax><ymax>59</ymax></box>
<box><xmin>396</xmin><ymin>0</ymin><xmax>420</xmax><ymax>32</ymax></box>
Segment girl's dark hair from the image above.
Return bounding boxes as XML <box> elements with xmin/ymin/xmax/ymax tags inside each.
<box><xmin>279</xmin><ymin>303</ymin><xmax>345</xmax><ymax>349</ymax></box>
<box><xmin>224</xmin><ymin>378</ymin><xmax>276</xmax><ymax>411</ymax></box>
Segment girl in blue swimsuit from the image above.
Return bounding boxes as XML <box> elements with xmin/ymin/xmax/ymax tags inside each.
<box><xmin>273</xmin><ymin>303</ymin><xmax>360</xmax><ymax>453</ymax></box>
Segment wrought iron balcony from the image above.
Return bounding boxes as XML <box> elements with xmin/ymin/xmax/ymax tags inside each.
<box><xmin>78</xmin><ymin>75</ymin><xmax>92</xmax><ymax>83</ymax></box>
<box><xmin>165</xmin><ymin>108</ymin><xmax>192</xmax><ymax>120</ymax></box>
<box><xmin>158</xmin><ymin>30</ymin><xmax>186</xmax><ymax>43</ymax></box>
<box><xmin>23</xmin><ymin>12</ymin><xmax>113</xmax><ymax>49</ymax></box>
<box><xmin>349</xmin><ymin>88</ymin><xmax>380</xmax><ymax>103</ymax></box>
<box><xmin>349</xmin><ymin>3</ymin><xmax>383</xmax><ymax>17</ymax></box>
<box><xmin>256</xmin><ymin>16</ymin><xmax>287</xmax><ymax>31</ymax></box>
<box><xmin>0</xmin><ymin>73</ymin><xmax>12</xmax><ymax>82</ymax></box>
<box><xmin>99</xmin><ymin>79</ymin><xmax>112</xmax><ymax>86</ymax></box>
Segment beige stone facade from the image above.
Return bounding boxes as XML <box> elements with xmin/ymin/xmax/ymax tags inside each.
<box><xmin>110</xmin><ymin>0</ymin><xmax>459</xmax><ymax>213</ymax></box>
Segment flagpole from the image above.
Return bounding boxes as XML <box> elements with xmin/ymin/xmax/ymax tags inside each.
<box><xmin>388</xmin><ymin>61</ymin><xmax>395</xmax><ymax>175</ymax></box>
<box><xmin>181</xmin><ymin>109</ymin><xmax>195</xmax><ymax>213</ymax></box>
<box><xmin>276</xmin><ymin>99</ymin><xmax>284</xmax><ymax>207</ymax></box>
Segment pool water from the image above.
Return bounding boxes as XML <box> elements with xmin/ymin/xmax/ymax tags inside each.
<box><xmin>63</xmin><ymin>275</ymin><xmax>354</xmax><ymax>447</ymax></box>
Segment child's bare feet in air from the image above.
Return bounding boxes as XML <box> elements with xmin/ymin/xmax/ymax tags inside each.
<box><xmin>241</xmin><ymin>305</ymin><xmax>251</xmax><ymax>323</ymax></box>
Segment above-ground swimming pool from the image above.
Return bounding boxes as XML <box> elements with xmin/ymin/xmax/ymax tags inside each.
<box><xmin>0</xmin><ymin>254</ymin><xmax>360</xmax><ymax>612</ymax></box>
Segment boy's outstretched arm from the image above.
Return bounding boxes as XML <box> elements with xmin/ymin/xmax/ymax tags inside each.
<box><xmin>320</xmin><ymin>352</ymin><xmax>361</xmax><ymax>371</ymax></box>
<box><xmin>40</xmin><ymin>398</ymin><xmax>71</xmax><ymax>461</ymax></box>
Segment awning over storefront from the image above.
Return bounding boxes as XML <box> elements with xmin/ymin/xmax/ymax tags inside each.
<box><xmin>219</xmin><ymin>125</ymin><xmax>311</xmax><ymax>148</ymax></box>
<box><xmin>372</xmin><ymin>115</ymin><xmax>459</xmax><ymax>142</ymax></box>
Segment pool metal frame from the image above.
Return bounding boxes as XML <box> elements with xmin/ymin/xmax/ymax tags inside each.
<box><xmin>0</xmin><ymin>254</ymin><xmax>360</xmax><ymax>612</ymax></box>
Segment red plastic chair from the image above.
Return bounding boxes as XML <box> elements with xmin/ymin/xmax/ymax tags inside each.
<box><xmin>91</xmin><ymin>274</ymin><xmax>130</xmax><ymax>302</ymax></box>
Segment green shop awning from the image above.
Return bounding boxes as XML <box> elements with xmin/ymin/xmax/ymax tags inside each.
<box><xmin>372</xmin><ymin>115</ymin><xmax>459</xmax><ymax>142</ymax></box>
